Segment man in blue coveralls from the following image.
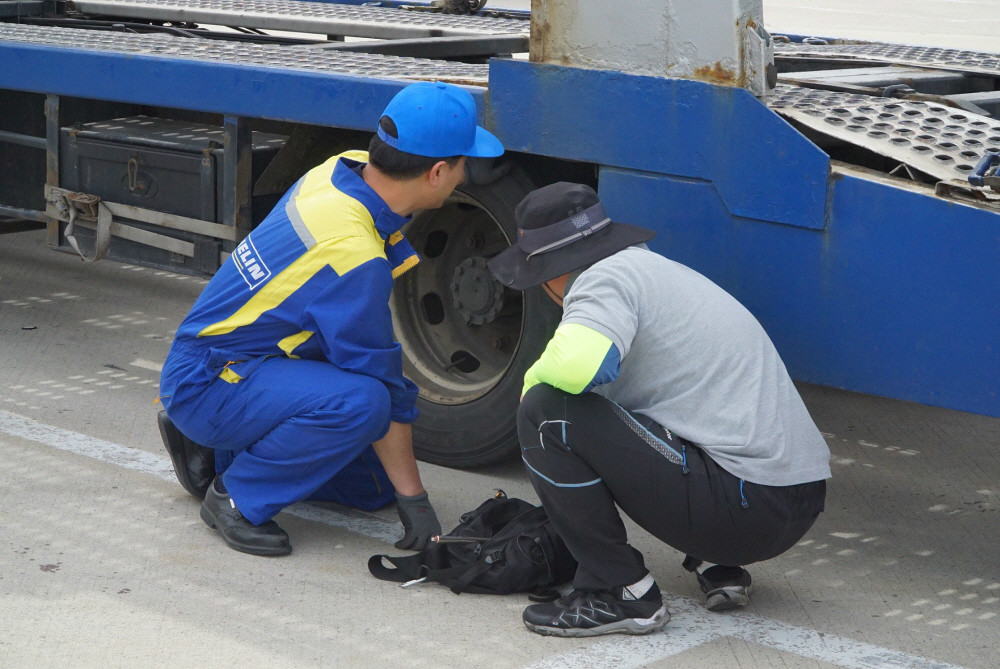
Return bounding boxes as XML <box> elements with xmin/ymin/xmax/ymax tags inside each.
<box><xmin>159</xmin><ymin>82</ymin><xmax>504</xmax><ymax>557</ymax></box>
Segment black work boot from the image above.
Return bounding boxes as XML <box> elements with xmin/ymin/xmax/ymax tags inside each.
<box><xmin>157</xmin><ymin>410</ymin><xmax>215</xmax><ymax>499</ymax></box>
<box><xmin>199</xmin><ymin>476</ymin><xmax>291</xmax><ymax>556</ymax></box>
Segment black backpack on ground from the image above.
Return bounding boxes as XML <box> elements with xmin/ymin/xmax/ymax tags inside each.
<box><xmin>368</xmin><ymin>490</ymin><xmax>577</xmax><ymax>597</ymax></box>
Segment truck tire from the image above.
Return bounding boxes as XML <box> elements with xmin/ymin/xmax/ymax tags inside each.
<box><xmin>390</xmin><ymin>167</ymin><xmax>560</xmax><ymax>468</ymax></box>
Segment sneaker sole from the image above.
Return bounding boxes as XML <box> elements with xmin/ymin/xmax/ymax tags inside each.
<box><xmin>200</xmin><ymin>506</ymin><xmax>292</xmax><ymax>557</ymax></box>
<box><xmin>524</xmin><ymin>605</ymin><xmax>670</xmax><ymax>638</ymax></box>
<box><xmin>705</xmin><ymin>585</ymin><xmax>750</xmax><ymax>612</ymax></box>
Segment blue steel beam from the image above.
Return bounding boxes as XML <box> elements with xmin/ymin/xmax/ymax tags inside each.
<box><xmin>0</xmin><ymin>41</ymin><xmax>487</xmax><ymax>129</ymax></box>
<box><xmin>599</xmin><ymin>167</ymin><xmax>1000</xmax><ymax>418</ymax></box>
<box><xmin>487</xmin><ymin>59</ymin><xmax>830</xmax><ymax>230</ymax></box>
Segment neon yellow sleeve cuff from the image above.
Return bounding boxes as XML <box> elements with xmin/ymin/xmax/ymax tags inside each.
<box><xmin>522</xmin><ymin>323</ymin><xmax>616</xmax><ymax>396</ymax></box>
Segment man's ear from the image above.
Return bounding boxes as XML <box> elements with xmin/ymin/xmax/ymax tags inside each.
<box><xmin>427</xmin><ymin>160</ymin><xmax>449</xmax><ymax>186</ymax></box>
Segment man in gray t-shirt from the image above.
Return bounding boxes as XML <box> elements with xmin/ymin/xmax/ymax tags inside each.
<box><xmin>489</xmin><ymin>182</ymin><xmax>831</xmax><ymax>638</ymax></box>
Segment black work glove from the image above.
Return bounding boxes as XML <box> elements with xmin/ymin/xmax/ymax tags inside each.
<box><xmin>394</xmin><ymin>491</ymin><xmax>442</xmax><ymax>551</ymax></box>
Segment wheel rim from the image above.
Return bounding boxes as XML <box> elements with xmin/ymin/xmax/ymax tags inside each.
<box><xmin>391</xmin><ymin>191</ymin><xmax>523</xmax><ymax>405</ymax></box>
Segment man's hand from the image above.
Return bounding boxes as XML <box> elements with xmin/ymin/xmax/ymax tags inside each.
<box><xmin>372</xmin><ymin>422</ymin><xmax>439</xmax><ymax>549</ymax></box>
<box><xmin>394</xmin><ymin>491</ymin><xmax>442</xmax><ymax>551</ymax></box>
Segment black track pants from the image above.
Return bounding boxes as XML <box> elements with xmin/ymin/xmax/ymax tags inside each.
<box><xmin>517</xmin><ymin>384</ymin><xmax>826</xmax><ymax>591</ymax></box>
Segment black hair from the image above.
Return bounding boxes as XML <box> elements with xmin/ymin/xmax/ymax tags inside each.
<box><xmin>368</xmin><ymin>116</ymin><xmax>462</xmax><ymax>180</ymax></box>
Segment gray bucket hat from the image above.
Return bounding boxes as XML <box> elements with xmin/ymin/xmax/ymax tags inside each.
<box><xmin>487</xmin><ymin>182</ymin><xmax>655</xmax><ymax>290</ymax></box>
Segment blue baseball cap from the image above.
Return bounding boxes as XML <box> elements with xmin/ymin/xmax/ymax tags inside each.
<box><xmin>377</xmin><ymin>81</ymin><xmax>504</xmax><ymax>159</ymax></box>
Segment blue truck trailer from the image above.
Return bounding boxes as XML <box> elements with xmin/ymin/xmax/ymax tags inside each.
<box><xmin>1</xmin><ymin>0</ymin><xmax>997</xmax><ymax>466</ymax></box>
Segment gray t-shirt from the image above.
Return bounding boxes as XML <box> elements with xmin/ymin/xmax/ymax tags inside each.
<box><xmin>561</xmin><ymin>246</ymin><xmax>831</xmax><ymax>487</ymax></box>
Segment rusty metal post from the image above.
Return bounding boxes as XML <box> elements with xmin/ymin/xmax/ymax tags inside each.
<box><xmin>44</xmin><ymin>94</ymin><xmax>60</xmax><ymax>246</ymax></box>
<box><xmin>530</xmin><ymin>0</ymin><xmax>775</xmax><ymax>97</ymax></box>
<box><xmin>222</xmin><ymin>114</ymin><xmax>253</xmax><ymax>242</ymax></box>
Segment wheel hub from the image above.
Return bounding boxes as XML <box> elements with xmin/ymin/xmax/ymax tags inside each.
<box><xmin>450</xmin><ymin>256</ymin><xmax>505</xmax><ymax>326</ymax></box>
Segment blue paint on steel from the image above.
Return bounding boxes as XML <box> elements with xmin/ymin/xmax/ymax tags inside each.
<box><xmin>0</xmin><ymin>42</ymin><xmax>488</xmax><ymax>128</ymax></box>
<box><xmin>968</xmin><ymin>148</ymin><xmax>1000</xmax><ymax>187</ymax></box>
<box><xmin>599</xmin><ymin>167</ymin><xmax>1000</xmax><ymax>417</ymax></box>
<box><xmin>487</xmin><ymin>59</ymin><xmax>830</xmax><ymax>230</ymax></box>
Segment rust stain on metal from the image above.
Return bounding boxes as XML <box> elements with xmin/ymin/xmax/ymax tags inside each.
<box><xmin>530</xmin><ymin>12</ymin><xmax>551</xmax><ymax>63</ymax></box>
<box><xmin>694</xmin><ymin>61</ymin><xmax>737</xmax><ymax>85</ymax></box>
<box><xmin>530</xmin><ymin>2</ymin><xmax>577</xmax><ymax>65</ymax></box>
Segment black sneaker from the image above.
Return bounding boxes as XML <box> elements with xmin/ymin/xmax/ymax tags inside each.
<box><xmin>697</xmin><ymin>565</ymin><xmax>751</xmax><ymax>612</ymax></box>
<box><xmin>200</xmin><ymin>477</ymin><xmax>291</xmax><ymax>557</ymax></box>
<box><xmin>522</xmin><ymin>583</ymin><xmax>670</xmax><ymax>637</ymax></box>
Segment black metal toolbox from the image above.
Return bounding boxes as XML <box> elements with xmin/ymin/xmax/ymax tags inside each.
<box><xmin>58</xmin><ymin>115</ymin><xmax>286</xmax><ymax>274</ymax></box>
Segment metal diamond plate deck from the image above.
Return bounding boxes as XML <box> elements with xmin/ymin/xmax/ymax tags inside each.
<box><xmin>0</xmin><ymin>23</ymin><xmax>489</xmax><ymax>83</ymax></box>
<box><xmin>776</xmin><ymin>42</ymin><xmax>1000</xmax><ymax>80</ymax></box>
<box><xmin>70</xmin><ymin>0</ymin><xmax>528</xmax><ymax>40</ymax></box>
<box><xmin>769</xmin><ymin>83</ymin><xmax>1000</xmax><ymax>183</ymax></box>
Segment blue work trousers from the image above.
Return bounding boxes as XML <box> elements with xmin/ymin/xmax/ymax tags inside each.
<box><xmin>161</xmin><ymin>348</ymin><xmax>396</xmax><ymax>525</ymax></box>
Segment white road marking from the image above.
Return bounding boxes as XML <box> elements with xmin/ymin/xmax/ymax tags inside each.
<box><xmin>528</xmin><ymin>595</ymin><xmax>969</xmax><ymax>669</ymax></box>
<box><xmin>0</xmin><ymin>410</ymin><xmax>973</xmax><ymax>669</ymax></box>
<box><xmin>1</xmin><ymin>409</ymin><xmax>175</xmax><ymax>480</ymax></box>
<box><xmin>0</xmin><ymin>410</ymin><xmax>399</xmax><ymax>544</ymax></box>
<box><xmin>130</xmin><ymin>358</ymin><xmax>164</xmax><ymax>373</ymax></box>
<box><xmin>524</xmin><ymin>622</ymin><xmax>720</xmax><ymax>668</ymax></box>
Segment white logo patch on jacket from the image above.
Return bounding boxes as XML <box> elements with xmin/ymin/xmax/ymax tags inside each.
<box><xmin>234</xmin><ymin>238</ymin><xmax>271</xmax><ymax>290</ymax></box>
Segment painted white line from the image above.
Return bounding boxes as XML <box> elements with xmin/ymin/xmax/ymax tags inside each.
<box><xmin>524</xmin><ymin>615</ymin><xmax>721</xmax><ymax>669</ymax></box>
<box><xmin>0</xmin><ymin>410</ymin><xmax>973</xmax><ymax>669</ymax></box>
<box><xmin>738</xmin><ymin>614</ymin><xmax>965</xmax><ymax>669</ymax></box>
<box><xmin>0</xmin><ymin>410</ymin><xmax>400</xmax><ymax>544</ymax></box>
<box><xmin>527</xmin><ymin>595</ymin><xmax>970</xmax><ymax>669</ymax></box>
<box><xmin>284</xmin><ymin>502</ymin><xmax>400</xmax><ymax>545</ymax></box>
<box><xmin>0</xmin><ymin>409</ymin><xmax>176</xmax><ymax>482</ymax></box>
<box><xmin>130</xmin><ymin>358</ymin><xmax>164</xmax><ymax>373</ymax></box>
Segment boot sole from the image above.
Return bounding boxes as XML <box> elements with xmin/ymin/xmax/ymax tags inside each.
<box><xmin>200</xmin><ymin>506</ymin><xmax>292</xmax><ymax>557</ymax></box>
<box><xmin>524</xmin><ymin>605</ymin><xmax>670</xmax><ymax>638</ymax></box>
<box><xmin>705</xmin><ymin>585</ymin><xmax>750</xmax><ymax>612</ymax></box>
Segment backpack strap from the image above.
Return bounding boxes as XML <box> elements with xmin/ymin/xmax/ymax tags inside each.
<box><xmin>369</xmin><ymin>549</ymin><xmax>505</xmax><ymax>594</ymax></box>
<box><xmin>367</xmin><ymin>553</ymin><xmax>428</xmax><ymax>584</ymax></box>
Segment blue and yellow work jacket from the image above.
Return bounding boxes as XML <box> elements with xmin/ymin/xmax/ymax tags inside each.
<box><xmin>170</xmin><ymin>151</ymin><xmax>420</xmax><ymax>423</ymax></box>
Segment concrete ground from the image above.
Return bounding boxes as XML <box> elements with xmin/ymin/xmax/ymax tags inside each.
<box><xmin>1</xmin><ymin>228</ymin><xmax>998</xmax><ymax>669</ymax></box>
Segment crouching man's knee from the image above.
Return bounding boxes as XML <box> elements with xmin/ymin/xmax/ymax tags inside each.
<box><xmin>336</xmin><ymin>377</ymin><xmax>393</xmax><ymax>445</ymax></box>
<box><xmin>517</xmin><ymin>383</ymin><xmax>569</xmax><ymax>437</ymax></box>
